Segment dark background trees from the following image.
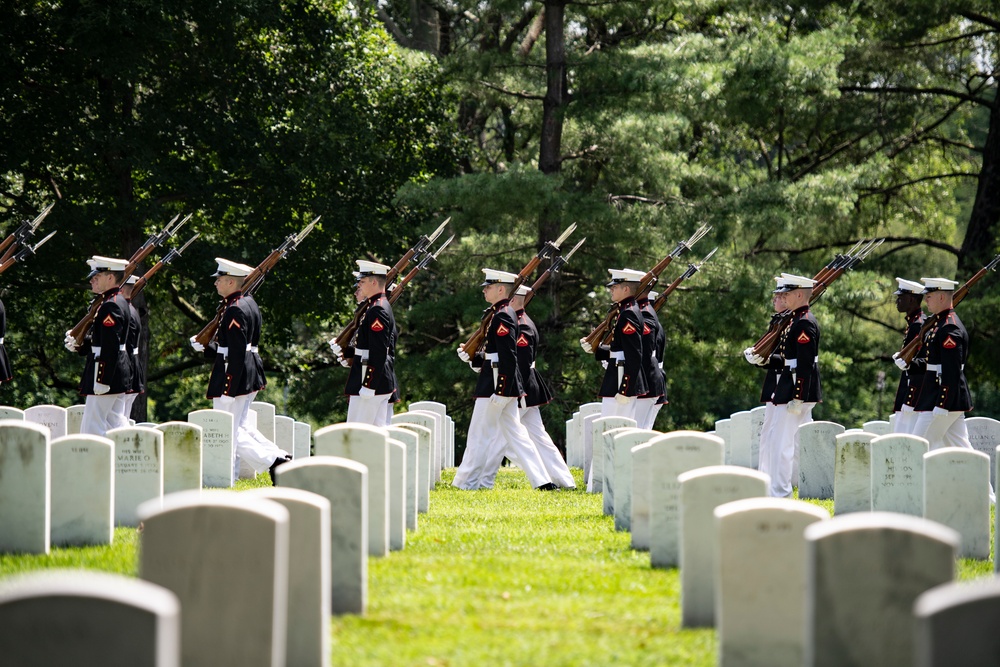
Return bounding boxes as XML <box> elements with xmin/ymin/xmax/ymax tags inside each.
<box><xmin>1</xmin><ymin>0</ymin><xmax>997</xmax><ymax>453</ymax></box>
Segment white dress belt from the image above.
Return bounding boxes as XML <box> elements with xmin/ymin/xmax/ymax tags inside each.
<box><xmin>354</xmin><ymin>348</ymin><xmax>370</xmax><ymax>361</ymax></box>
<box><xmin>784</xmin><ymin>356</ymin><xmax>819</xmax><ymax>368</ymax></box>
<box><xmin>927</xmin><ymin>363</ymin><xmax>964</xmax><ymax>373</ymax></box>
<box><xmin>217</xmin><ymin>346</ymin><xmax>260</xmax><ymax>355</ymax></box>
<box><xmin>485</xmin><ymin>352</ymin><xmax>499</xmax><ymax>362</ymax></box>
<box><xmin>610</xmin><ymin>351</ymin><xmax>625</xmax><ymax>361</ymax></box>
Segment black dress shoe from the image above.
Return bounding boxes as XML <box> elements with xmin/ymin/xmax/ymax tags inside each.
<box><xmin>536</xmin><ymin>482</ymin><xmax>559</xmax><ymax>491</ymax></box>
<box><xmin>269</xmin><ymin>455</ymin><xmax>292</xmax><ymax>486</ymax></box>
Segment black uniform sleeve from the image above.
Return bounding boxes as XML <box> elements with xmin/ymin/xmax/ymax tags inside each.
<box><xmin>361</xmin><ymin>303</ymin><xmax>392</xmax><ymax>391</ymax></box>
<box><xmin>94</xmin><ymin>301</ymin><xmax>126</xmax><ymax>385</ymax></box>
<box><xmin>223</xmin><ymin>305</ymin><xmax>249</xmax><ymax>396</ymax></box>
<box><xmin>619</xmin><ymin>308</ymin><xmax>644</xmax><ymax>396</ymax></box>
<box><xmin>934</xmin><ymin>322</ymin><xmax>965</xmax><ymax>410</ymax></box>
<box><xmin>493</xmin><ymin>309</ymin><xmax>519</xmax><ymax>396</ymax></box>
<box><xmin>792</xmin><ymin>318</ymin><xmax>819</xmax><ymax>401</ymax></box>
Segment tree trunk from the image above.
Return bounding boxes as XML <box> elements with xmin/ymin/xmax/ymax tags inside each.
<box><xmin>410</xmin><ymin>0</ymin><xmax>441</xmax><ymax>55</ymax></box>
<box><xmin>538</xmin><ymin>0</ymin><xmax>566</xmax><ymax>176</ymax></box>
<box><xmin>960</xmin><ymin>89</ymin><xmax>1000</xmax><ymax>274</ymax></box>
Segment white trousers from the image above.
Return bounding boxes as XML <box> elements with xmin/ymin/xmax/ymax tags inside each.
<box><xmin>634</xmin><ymin>398</ymin><xmax>662</xmax><ymax>431</ymax></box>
<box><xmin>214</xmin><ymin>392</ymin><xmax>287</xmax><ymax>477</ymax></box>
<box><xmin>514</xmin><ymin>407</ymin><xmax>575</xmax><ymax>488</ymax></box>
<box><xmin>113</xmin><ymin>393</ymin><xmax>139</xmax><ymax>426</ymax></box>
<box><xmin>893</xmin><ymin>405</ymin><xmax>918</xmax><ymax>434</ymax></box>
<box><xmin>600</xmin><ymin>396</ymin><xmax>637</xmax><ymax>420</ymax></box>
<box><xmin>81</xmin><ymin>394</ymin><xmax>128</xmax><ymax>437</ymax></box>
<box><xmin>452</xmin><ymin>397</ymin><xmax>553</xmax><ymax>490</ymax></box>
<box><xmin>347</xmin><ymin>394</ymin><xmax>392</xmax><ymax>427</ymax></box>
<box><xmin>759</xmin><ymin>403</ymin><xmax>814</xmax><ymax>498</ymax></box>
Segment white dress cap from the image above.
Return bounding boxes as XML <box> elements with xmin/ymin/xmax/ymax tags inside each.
<box><xmin>212</xmin><ymin>257</ymin><xmax>254</xmax><ymax>277</ymax></box>
<box><xmin>86</xmin><ymin>255</ymin><xmax>129</xmax><ymax>278</ymax></box>
<box><xmin>921</xmin><ymin>277</ymin><xmax>959</xmax><ymax>293</ymax></box>
<box><xmin>352</xmin><ymin>260</ymin><xmax>391</xmax><ymax>279</ymax></box>
<box><xmin>605</xmin><ymin>268</ymin><xmax>646</xmax><ymax>286</ymax></box>
<box><xmin>893</xmin><ymin>277</ymin><xmax>925</xmax><ymax>295</ymax></box>
<box><xmin>773</xmin><ymin>272</ymin><xmax>817</xmax><ymax>293</ymax></box>
<box><xmin>481</xmin><ymin>268</ymin><xmax>519</xmax><ymax>286</ymax></box>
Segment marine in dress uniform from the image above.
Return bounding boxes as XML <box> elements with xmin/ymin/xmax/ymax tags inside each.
<box><xmin>67</xmin><ymin>256</ymin><xmax>134</xmax><ymax>437</ymax></box>
<box><xmin>193</xmin><ymin>258</ymin><xmax>289</xmax><ymax>484</ymax></box>
<box><xmin>338</xmin><ymin>260</ymin><xmax>399</xmax><ymax>427</ymax></box>
<box><xmin>889</xmin><ymin>278</ymin><xmax>926</xmax><ymax>434</ymax></box>
<box><xmin>634</xmin><ymin>287</ymin><xmax>666</xmax><ymax>430</ymax></box>
<box><xmin>452</xmin><ymin>269</ymin><xmax>555</xmax><ymax>491</ymax></box>
<box><xmin>743</xmin><ymin>289</ymin><xmax>788</xmax><ymax>478</ymax></box>
<box><xmin>758</xmin><ymin>273</ymin><xmax>821</xmax><ymax>498</ymax></box>
<box><xmin>118</xmin><ymin>274</ymin><xmax>145</xmax><ymax>425</ymax></box>
<box><xmin>0</xmin><ymin>296</ymin><xmax>12</xmax><ymax>385</ymax></box>
<box><xmin>581</xmin><ymin>268</ymin><xmax>648</xmax><ymax>421</ymax></box>
<box><xmin>478</xmin><ymin>284</ymin><xmax>575</xmax><ymax>489</ymax></box>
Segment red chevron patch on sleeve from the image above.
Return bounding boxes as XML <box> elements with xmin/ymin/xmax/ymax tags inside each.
<box><xmin>496</xmin><ymin>323</ymin><xmax>510</xmax><ymax>336</ymax></box>
<box><xmin>371</xmin><ymin>319</ymin><xmax>385</xmax><ymax>332</ymax></box>
<box><xmin>228</xmin><ymin>319</ymin><xmax>241</xmax><ymax>329</ymax></box>
<box><xmin>102</xmin><ymin>315</ymin><xmax>115</xmax><ymax>327</ymax></box>
<box><xmin>642</xmin><ymin>324</ymin><xmax>651</xmax><ymax>335</ymax></box>
<box><xmin>797</xmin><ymin>331</ymin><xmax>811</xmax><ymax>343</ymax></box>
<box><xmin>942</xmin><ymin>336</ymin><xmax>957</xmax><ymax>349</ymax></box>
<box><xmin>516</xmin><ymin>334</ymin><xmax>529</xmax><ymax>347</ymax></box>
<box><xmin>622</xmin><ymin>322</ymin><xmax>638</xmax><ymax>335</ymax></box>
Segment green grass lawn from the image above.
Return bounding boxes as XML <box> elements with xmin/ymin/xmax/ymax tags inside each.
<box><xmin>1</xmin><ymin>467</ymin><xmax>995</xmax><ymax>666</ymax></box>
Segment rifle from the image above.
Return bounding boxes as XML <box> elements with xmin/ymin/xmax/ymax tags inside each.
<box><xmin>68</xmin><ymin>214</ymin><xmax>190</xmax><ymax>346</ymax></box>
<box><xmin>332</xmin><ymin>218</ymin><xmax>450</xmax><ymax>356</ymax></box>
<box><xmin>388</xmin><ymin>235</ymin><xmax>454</xmax><ymax>306</ymax></box>
<box><xmin>522</xmin><ymin>237</ymin><xmax>585</xmax><ymax>308</ymax></box>
<box><xmin>0</xmin><ymin>231</ymin><xmax>57</xmax><ymax>276</ymax></box>
<box><xmin>749</xmin><ymin>238</ymin><xmax>883</xmax><ymax>358</ymax></box>
<box><xmin>650</xmin><ymin>246</ymin><xmax>718</xmax><ymax>313</ymax></box>
<box><xmin>894</xmin><ymin>252</ymin><xmax>1000</xmax><ymax>366</ymax></box>
<box><xmin>460</xmin><ymin>223</ymin><xmax>578</xmax><ymax>357</ymax></box>
<box><xmin>193</xmin><ymin>217</ymin><xmax>319</xmax><ymax>347</ymax></box>
<box><xmin>126</xmin><ymin>233</ymin><xmax>200</xmax><ymax>300</ymax></box>
<box><xmin>580</xmin><ymin>223</ymin><xmax>711</xmax><ymax>352</ymax></box>
<box><xmin>0</xmin><ymin>202</ymin><xmax>55</xmax><ymax>264</ymax></box>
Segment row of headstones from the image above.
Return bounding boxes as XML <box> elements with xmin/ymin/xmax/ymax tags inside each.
<box><xmin>590</xmin><ymin>426</ymin><xmax>1000</xmax><ymax>667</ymax></box>
<box><xmin>0</xmin><ymin>406</ymin><xmax>457</xmax><ymax>665</ymax></box>
<box><xmin>0</xmin><ymin>400</ymin><xmax>455</xmax><ymax>555</ymax></box>
<box><xmin>713</xmin><ymin>406</ymin><xmax>1000</xmax><ymax>489</ymax></box>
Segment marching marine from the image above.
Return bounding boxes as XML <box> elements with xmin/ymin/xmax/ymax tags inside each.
<box><xmin>758</xmin><ymin>273</ymin><xmax>821</xmax><ymax>498</ymax></box>
<box><xmin>68</xmin><ymin>256</ymin><xmax>134</xmax><ymax>436</ymax></box>
<box><xmin>635</xmin><ymin>285</ymin><xmax>666</xmax><ymax>430</ymax></box>
<box><xmin>890</xmin><ymin>278</ymin><xmax>926</xmax><ymax>434</ymax></box>
<box><xmin>452</xmin><ymin>269</ymin><xmax>555</xmax><ymax>491</ymax></box>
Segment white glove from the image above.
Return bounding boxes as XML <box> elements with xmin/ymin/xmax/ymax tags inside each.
<box><xmin>580</xmin><ymin>338</ymin><xmax>593</xmax><ymax>354</ymax></box>
<box><xmin>457</xmin><ymin>347</ymin><xmax>471</xmax><ymax>363</ymax></box>
<box><xmin>94</xmin><ymin>381</ymin><xmax>111</xmax><ymax>395</ymax></box>
<box><xmin>743</xmin><ymin>346</ymin><xmax>764</xmax><ymax>366</ymax></box>
<box><xmin>932</xmin><ymin>406</ymin><xmax>949</xmax><ymax>416</ymax></box>
<box><xmin>490</xmin><ymin>393</ymin><xmax>507</xmax><ymax>406</ymax></box>
<box><xmin>359</xmin><ymin>387</ymin><xmax>376</xmax><ymax>398</ymax></box>
<box><xmin>787</xmin><ymin>399</ymin><xmax>803</xmax><ymax>415</ymax></box>
<box><xmin>601</xmin><ymin>360</ymin><xmax>609</xmax><ymax>369</ymax></box>
<box><xmin>329</xmin><ymin>339</ymin><xmax>341</xmax><ymax>355</ymax></box>
<box><xmin>338</xmin><ymin>355</ymin><xmax>350</xmax><ymax>367</ymax></box>
<box><xmin>64</xmin><ymin>334</ymin><xmax>79</xmax><ymax>352</ymax></box>
<box><xmin>189</xmin><ymin>336</ymin><xmax>204</xmax><ymax>353</ymax></box>
<box><xmin>615</xmin><ymin>393</ymin><xmax>630</xmax><ymax>405</ymax></box>
<box><xmin>892</xmin><ymin>354</ymin><xmax>908</xmax><ymax>371</ymax></box>
<box><xmin>468</xmin><ymin>361</ymin><xmax>477</xmax><ymax>372</ymax></box>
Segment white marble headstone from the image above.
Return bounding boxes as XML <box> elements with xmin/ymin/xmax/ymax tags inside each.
<box><xmin>798</xmin><ymin>421</ymin><xmax>844</xmax><ymax>499</ymax></box>
<box><xmin>386</xmin><ymin>439</ymin><xmax>406</xmax><ymax>551</ymax></box>
<box><xmin>648</xmin><ymin>431</ymin><xmax>725</xmax><ymax>568</ymax></box>
<box><xmin>924</xmin><ymin>447</ymin><xmax>991</xmax><ymax>559</ymax></box>
<box><xmin>66</xmin><ymin>404</ymin><xmax>85</xmax><ymax>435</ymax></box>
<box><xmin>588</xmin><ymin>416</ymin><xmax>636</xmax><ymax>493</ymax></box>
<box><xmin>581</xmin><ymin>412</ymin><xmax>601</xmax><ymax>483</ymax></box>
<box><xmin>715</xmin><ymin>498</ymin><xmax>829</xmax><ymax>667</ymax></box>
<box><xmin>409</xmin><ymin>401</ymin><xmax>452</xmax><ymax>467</ymax></box>
<box><xmin>572</xmin><ymin>403</ymin><xmax>602</xmax><ymax>469</ymax></box>
<box><xmin>293</xmin><ymin>421</ymin><xmax>312</xmax><ymax>460</ymax></box>
<box><xmin>862</xmin><ymin>420</ymin><xmax>892</xmax><ymax>436</ymax></box>
<box><xmin>914</xmin><ymin>578</ymin><xmax>1000</xmax><ymax>667</ymax></box>
<box><xmin>714</xmin><ymin>418</ymin><xmax>732</xmax><ymax>464</ymax></box>
<box><xmin>109</xmin><ymin>426</ymin><xmax>164</xmax><ymax>527</ymax></box>
<box><xmin>0</xmin><ymin>570</ymin><xmax>180</xmax><ymax>667</ymax></box>
<box><xmin>24</xmin><ymin>404</ymin><xmax>68</xmax><ymax>439</ymax></box>
<box><xmin>156</xmin><ymin>422</ymin><xmax>203</xmax><ymax>495</ymax></box>
<box><xmin>50</xmin><ymin>435</ymin><xmax>114</xmax><ymax>547</ymax></box>
<box><xmin>804</xmin><ymin>512</ymin><xmax>958</xmax><ymax>667</ymax></box>
<box><xmin>0</xmin><ymin>420</ymin><xmax>51</xmax><ymax>554</ymax></box>
<box><xmin>138</xmin><ymin>491</ymin><xmax>290</xmax><ymax>667</ymax></box>
<box><xmin>0</xmin><ymin>405</ymin><xmax>25</xmax><ymax>420</ymax></box>
<box><xmin>612</xmin><ymin>429</ymin><xmax>660</xmax><ymax>531</ymax></box>
<box><xmin>394</xmin><ymin>412</ymin><xmax>440</xmax><ymax>482</ymax></box>
<box><xmin>276</xmin><ymin>457</ymin><xmax>368</xmax><ymax>615</ymax></box>
<box><xmin>966</xmin><ymin>416</ymin><xmax>1000</xmax><ymax>489</ymax></box>
<box><xmin>601</xmin><ymin>426</ymin><xmax>640</xmax><ymax>515</ymax></box>
<box><xmin>728</xmin><ymin>410</ymin><xmax>752</xmax><ymax>468</ymax></box>
<box><xmin>749</xmin><ymin>405</ymin><xmax>766</xmax><ymax>469</ymax></box>
<box><xmin>385</xmin><ymin>426</ymin><xmax>419</xmax><ymax>531</ymax></box>
<box><xmin>313</xmin><ymin>423</ymin><xmax>390</xmax><ymax>558</ymax></box>
<box><xmin>396</xmin><ymin>423</ymin><xmax>432</xmax><ymax>513</ymax></box>
<box><xmin>678</xmin><ymin>465</ymin><xmax>768</xmax><ymax>627</ymax></box>
<box><xmin>870</xmin><ymin>434</ymin><xmax>928</xmax><ymax>516</ymax></box>
<box><xmin>188</xmin><ymin>409</ymin><xmax>234</xmax><ymax>488</ymax></box>
<box><xmin>833</xmin><ymin>431</ymin><xmax>875</xmax><ymax>515</ymax></box>
<box><xmin>630</xmin><ymin>442</ymin><xmax>653</xmax><ymax>551</ymax></box>
<box><xmin>249</xmin><ymin>401</ymin><xmax>276</xmax><ymax>442</ymax></box>
<box><xmin>274</xmin><ymin>415</ymin><xmax>294</xmax><ymax>459</ymax></box>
